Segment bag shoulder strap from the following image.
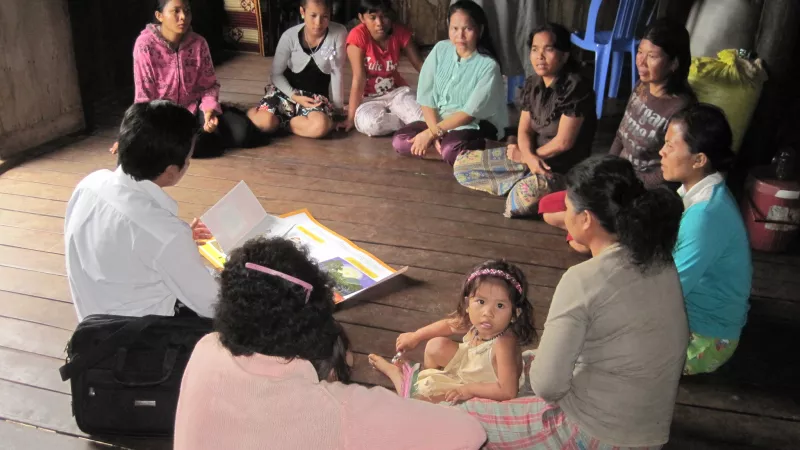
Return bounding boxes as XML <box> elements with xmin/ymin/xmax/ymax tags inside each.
<box><xmin>59</xmin><ymin>315</ymin><xmax>161</xmax><ymax>382</ymax></box>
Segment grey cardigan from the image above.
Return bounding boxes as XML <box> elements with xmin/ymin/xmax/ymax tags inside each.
<box><xmin>271</xmin><ymin>22</ymin><xmax>348</xmax><ymax>109</ymax></box>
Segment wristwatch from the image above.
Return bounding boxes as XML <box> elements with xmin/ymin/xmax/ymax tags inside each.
<box><xmin>434</xmin><ymin>126</ymin><xmax>446</xmax><ymax>139</ymax></box>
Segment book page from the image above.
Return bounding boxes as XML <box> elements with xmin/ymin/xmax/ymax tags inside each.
<box><xmin>278</xmin><ymin>210</ymin><xmax>399</xmax><ymax>302</ymax></box>
<box><xmin>198</xmin><ymin>202</ymin><xmax>405</xmax><ymax>304</ymax></box>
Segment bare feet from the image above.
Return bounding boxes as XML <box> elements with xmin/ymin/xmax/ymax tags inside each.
<box><xmin>368</xmin><ymin>354</ymin><xmax>404</xmax><ymax>394</ymax></box>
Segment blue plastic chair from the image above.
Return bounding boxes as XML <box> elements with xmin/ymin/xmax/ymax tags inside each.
<box><xmin>571</xmin><ymin>0</ymin><xmax>647</xmax><ymax>118</ymax></box>
<box><xmin>507</xmin><ymin>75</ymin><xmax>526</xmax><ymax>104</ymax></box>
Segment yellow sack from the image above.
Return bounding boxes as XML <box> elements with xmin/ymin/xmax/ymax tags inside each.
<box><xmin>688</xmin><ymin>49</ymin><xmax>768</xmax><ymax>153</ymax></box>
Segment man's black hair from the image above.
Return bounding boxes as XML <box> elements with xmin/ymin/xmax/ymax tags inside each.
<box><xmin>117</xmin><ymin>100</ymin><xmax>199</xmax><ymax>181</ymax></box>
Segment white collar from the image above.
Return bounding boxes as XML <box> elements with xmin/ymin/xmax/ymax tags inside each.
<box><xmin>114</xmin><ymin>166</ymin><xmax>178</xmax><ymax>215</ymax></box>
<box><xmin>677</xmin><ymin>172</ymin><xmax>724</xmax><ymax>210</ymax></box>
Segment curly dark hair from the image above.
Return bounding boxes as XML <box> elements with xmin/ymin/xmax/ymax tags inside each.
<box><xmin>214</xmin><ymin>237</ymin><xmax>351</xmax><ymax>382</ymax></box>
<box><xmin>449</xmin><ymin>260</ymin><xmax>536</xmax><ymax>345</ymax></box>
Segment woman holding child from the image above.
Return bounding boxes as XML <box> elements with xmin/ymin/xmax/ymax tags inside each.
<box><xmin>454</xmin><ymin>22</ymin><xmax>596</xmax><ymax>217</ymax></box>
<box><xmin>340</xmin><ymin>0</ymin><xmax>426</xmax><ymax>137</ymax></box>
<box><xmin>174</xmin><ymin>237</ymin><xmax>486</xmax><ymax>449</ymax></box>
<box><xmin>460</xmin><ymin>156</ymin><xmax>689</xmax><ymax>449</ymax></box>
<box><xmin>660</xmin><ymin>104</ymin><xmax>752</xmax><ymax>375</ymax></box>
<box><xmin>126</xmin><ymin>0</ymin><xmax>261</xmax><ymax>158</ymax></box>
<box><xmin>392</xmin><ymin>1</ymin><xmax>508</xmax><ymax>165</ymax></box>
<box><xmin>247</xmin><ymin>0</ymin><xmax>347</xmax><ymax>139</ymax></box>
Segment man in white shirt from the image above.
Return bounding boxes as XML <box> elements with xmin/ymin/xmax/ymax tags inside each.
<box><xmin>65</xmin><ymin>100</ymin><xmax>218</xmax><ymax>321</ymax></box>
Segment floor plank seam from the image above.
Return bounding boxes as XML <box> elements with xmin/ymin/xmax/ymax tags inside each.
<box><xmin>230</xmin><ymin>151</ymin><xmax>462</xmax><ymax>180</ymax></box>
<box><xmin>36</xmin><ymin>156</ymin><xmax>514</xmax><ymax>212</ymax></box>
<box><xmin>0</xmin><ymin>207</ymin><xmax>65</xmax><ymax>220</ymax></box>
<box><xmin>0</xmin><ymin>378</ymin><xmax>70</xmax><ymax>397</ymax></box>
<box><xmin>0</xmin><ymin>263</ymin><xmax>66</xmax><ymax>278</ymax></box>
<box><xmin>0</xmin><ymin>243</ymin><xmax>64</xmax><ymax>257</ymax></box>
<box><xmin>0</xmin><ymin>262</ymin><xmax>65</xmax><ymax>278</ymax></box>
<box><xmin>0</xmin><ymin>418</ymin><xmax>125</xmax><ymax>449</ymax></box>
<box><xmin>336</xmin><ymin>319</ymin><xmax>420</xmax><ymax>336</ymax></box>
<box><xmin>0</xmin><ymin>314</ymin><xmax>74</xmax><ymax>332</ymax></box>
<box><xmin>346</xmin><ymin>239</ymin><xmax>576</xmax><ymax>271</ymax></box>
<box><xmin>0</xmin><ymin>345</ymin><xmax>67</xmax><ymax>361</ymax></box>
<box><xmin>0</xmin><ymin>191</ymin><xmax>69</xmax><ymax>204</ymax></box>
<box><xmin>0</xmin><ymin>289</ymin><xmax>72</xmax><ymax>305</ymax></box>
<box><xmin>352</xmin><ymin>300</ymin><xmax>433</xmax><ymax>314</ymax></box>
<box><xmin>675</xmin><ymin>401</ymin><xmax>800</xmax><ymax>423</ymax></box>
<box><xmin>228</xmin><ymin>153</ymin><xmax>457</xmax><ymax>179</ymax></box>
<box><xmin>0</xmin><ymin>200</ymin><xmax>576</xmax><ymax>259</ymax></box>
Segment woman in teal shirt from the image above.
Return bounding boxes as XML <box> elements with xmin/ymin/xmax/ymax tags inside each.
<box><xmin>391</xmin><ymin>1</ymin><xmax>508</xmax><ymax>165</ymax></box>
<box><xmin>659</xmin><ymin>103</ymin><xmax>752</xmax><ymax>375</ymax></box>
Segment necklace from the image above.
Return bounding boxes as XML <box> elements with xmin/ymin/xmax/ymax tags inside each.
<box><xmin>303</xmin><ymin>28</ymin><xmax>325</xmax><ymax>55</ymax></box>
<box><xmin>471</xmin><ymin>325</ymin><xmax>509</xmax><ymax>343</ymax></box>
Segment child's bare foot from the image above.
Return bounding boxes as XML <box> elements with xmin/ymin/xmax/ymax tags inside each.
<box><xmin>368</xmin><ymin>354</ymin><xmax>404</xmax><ymax>394</ymax></box>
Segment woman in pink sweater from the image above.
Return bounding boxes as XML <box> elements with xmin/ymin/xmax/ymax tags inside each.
<box><xmin>129</xmin><ymin>0</ymin><xmax>261</xmax><ymax>158</ymax></box>
<box><xmin>174</xmin><ymin>237</ymin><xmax>486</xmax><ymax>450</ymax></box>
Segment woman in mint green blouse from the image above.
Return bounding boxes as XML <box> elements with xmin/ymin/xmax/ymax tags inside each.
<box><xmin>391</xmin><ymin>1</ymin><xmax>508</xmax><ymax>165</ymax></box>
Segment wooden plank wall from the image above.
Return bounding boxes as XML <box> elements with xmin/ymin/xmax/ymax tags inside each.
<box><xmin>0</xmin><ymin>0</ymin><xmax>84</xmax><ymax>159</ymax></box>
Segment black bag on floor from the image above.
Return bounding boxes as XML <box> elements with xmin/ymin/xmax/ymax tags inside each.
<box><xmin>59</xmin><ymin>314</ymin><xmax>213</xmax><ymax>437</ymax></box>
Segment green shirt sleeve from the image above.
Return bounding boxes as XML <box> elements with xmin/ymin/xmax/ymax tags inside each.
<box><xmin>463</xmin><ymin>62</ymin><xmax>502</xmax><ymax>120</ymax></box>
<box><xmin>416</xmin><ymin>42</ymin><xmax>440</xmax><ymax>109</ymax></box>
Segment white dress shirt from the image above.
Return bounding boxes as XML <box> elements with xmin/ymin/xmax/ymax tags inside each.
<box><xmin>65</xmin><ymin>167</ymin><xmax>218</xmax><ymax>320</ymax></box>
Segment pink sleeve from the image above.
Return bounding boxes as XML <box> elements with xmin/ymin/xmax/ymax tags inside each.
<box><xmin>394</xmin><ymin>24</ymin><xmax>412</xmax><ymax>48</ymax></box>
<box><xmin>197</xmin><ymin>39</ymin><xmax>222</xmax><ymax>115</ymax></box>
<box><xmin>336</xmin><ymin>384</ymin><xmax>486</xmax><ymax>450</ymax></box>
<box><xmin>133</xmin><ymin>41</ymin><xmax>159</xmax><ymax>104</ymax></box>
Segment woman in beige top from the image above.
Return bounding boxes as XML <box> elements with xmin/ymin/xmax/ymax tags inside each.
<box><xmin>458</xmin><ymin>155</ymin><xmax>689</xmax><ymax>449</ymax></box>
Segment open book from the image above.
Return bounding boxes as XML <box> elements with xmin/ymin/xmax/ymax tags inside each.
<box><xmin>197</xmin><ymin>182</ymin><xmax>408</xmax><ymax>304</ymax></box>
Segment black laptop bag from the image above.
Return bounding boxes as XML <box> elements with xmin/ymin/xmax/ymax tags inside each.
<box><xmin>59</xmin><ymin>314</ymin><xmax>212</xmax><ymax>436</ymax></box>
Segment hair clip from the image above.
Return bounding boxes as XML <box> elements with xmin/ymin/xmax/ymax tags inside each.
<box><xmin>245</xmin><ymin>262</ymin><xmax>313</xmax><ymax>303</ymax></box>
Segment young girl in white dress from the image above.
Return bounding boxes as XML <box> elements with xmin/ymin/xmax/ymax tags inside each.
<box><xmin>369</xmin><ymin>260</ymin><xmax>536</xmax><ymax>403</ymax></box>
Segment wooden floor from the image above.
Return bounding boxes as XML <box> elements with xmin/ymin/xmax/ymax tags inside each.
<box><xmin>1</xmin><ymin>53</ymin><xmax>799</xmax><ymax>449</ymax></box>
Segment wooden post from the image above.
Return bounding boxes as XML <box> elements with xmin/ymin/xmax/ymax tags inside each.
<box><xmin>755</xmin><ymin>0</ymin><xmax>799</xmax><ymax>85</ymax></box>
<box><xmin>731</xmin><ymin>0</ymin><xmax>800</xmax><ymax>196</ymax></box>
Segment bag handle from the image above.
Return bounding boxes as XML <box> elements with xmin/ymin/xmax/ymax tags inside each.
<box><xmin>59</xmin><ymin>315</ymin><xmax>160</xmax><ymax>382</ymax></box>
<box><xmin>111</xmin><ymin>346</ymin><xmax>180</xmax><ymax>387</ymax></box>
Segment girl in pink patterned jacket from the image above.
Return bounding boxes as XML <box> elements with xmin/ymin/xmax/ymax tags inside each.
<box><xmin>130</xmin><ymin>0</ymin><xmax>261</xmax><ymax>157</ymax></box>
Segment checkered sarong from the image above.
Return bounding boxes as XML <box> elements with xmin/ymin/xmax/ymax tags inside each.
<box><xmin>460</xmin><ymin>396</ymin><xmax>664</xmax><ymax>450</ymax></box>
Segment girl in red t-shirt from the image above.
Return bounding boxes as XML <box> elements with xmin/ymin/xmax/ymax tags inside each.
<box><xmin>339</xmin><ymin>0</ymin><xmax>425</xmax><ymax>136</ymax></box>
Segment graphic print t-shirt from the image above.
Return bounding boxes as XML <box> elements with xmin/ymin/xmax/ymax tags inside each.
<box><xmin>346</xmin><ymin>23</ymin><xmax>412</xmax><ymax>97</ymax></box>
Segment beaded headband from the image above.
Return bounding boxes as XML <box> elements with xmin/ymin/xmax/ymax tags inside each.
<box><xmin>466</xmin><ymin>268</ymin><xmax>523</xmax><ymax>295</ymax></box>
